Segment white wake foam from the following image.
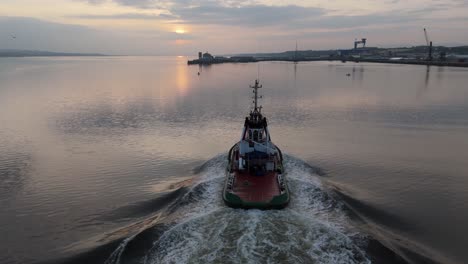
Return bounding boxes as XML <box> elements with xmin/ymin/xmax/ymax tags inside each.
<box><xmin>142</xmin><ymin>154</ymin><xmax>371</xmax><ymax>264</ymax></box>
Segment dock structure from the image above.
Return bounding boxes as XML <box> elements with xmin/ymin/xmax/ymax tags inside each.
<box><xmin>188</xmin><ymin>51</ymin><xmax>257</xmax><ymax>65</ymax></box>
<box><xmin>187</xmin><ymin>45</ymin><xmax>468</xmax><ymax>68</ymax></box>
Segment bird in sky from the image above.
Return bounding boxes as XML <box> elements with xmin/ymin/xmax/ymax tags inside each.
<box><xmin>10</xmin><ymin>34</ymin><xmax>16</xmax><ymax>39</ymax></box>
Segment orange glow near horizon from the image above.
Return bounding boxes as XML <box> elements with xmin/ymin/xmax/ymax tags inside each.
<box><xmin>2</xmin><ymin>0</ymin><xmax>468</xmax><ymax>55</ymax></box>
<box><xmin>175</xmin><ymin>39</ymin><xmax>190</xmax><ymax>45</ymax></box>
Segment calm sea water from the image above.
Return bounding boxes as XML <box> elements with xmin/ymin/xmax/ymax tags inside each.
<box><xmin>1</xmin><ymin>56</ymin><xmax>468</xmax><ymax>264</ymax></box>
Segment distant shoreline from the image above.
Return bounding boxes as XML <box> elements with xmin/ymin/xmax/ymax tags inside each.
<box><xmin>188</xmin><ymin>57</ymin><xmax>468</xmax><ymax>68</ymax></box>
<box><xmin>0</xmin><ymin>50</ymin><xmax>107</xmax><ymax>57</ymax></box>
<box><xmin>188</xmin><ymin>45</ymin><xmax>468</xmax><ymax>68</ymax></box>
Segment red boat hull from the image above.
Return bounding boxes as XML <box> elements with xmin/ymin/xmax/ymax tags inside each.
<box><xmin>230</xmin><ymin>171</ymin><xmax>281</xmax><ymax>203</ymax></box>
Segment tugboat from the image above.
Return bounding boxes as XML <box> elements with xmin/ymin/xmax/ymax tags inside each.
<box><xmin>223</xmin><ymin>80</ymin><xmax>289</xmax><ymax>209</ymax></box>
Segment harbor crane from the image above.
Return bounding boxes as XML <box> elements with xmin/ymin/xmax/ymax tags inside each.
<box><xmin>354</xmin><ymin>38</ymin><xmax>367</xmax><ymax>49</ymax></box>
<box><xmin>423</xmin><ymin>28</ymin><xmax>433</xmax><ymax>61</ymax></box>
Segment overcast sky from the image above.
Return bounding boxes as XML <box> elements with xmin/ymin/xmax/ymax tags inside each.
<box><xmin>1</xmin><ymin>0</ymin><xmax>467</xmax><ymax>55</ymax></box>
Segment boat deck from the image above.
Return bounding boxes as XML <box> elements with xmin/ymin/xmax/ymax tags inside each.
<box><xmin>232</xmin><ymin>171</ymin><xmax>280</xmax><ymax>202</ymax></box>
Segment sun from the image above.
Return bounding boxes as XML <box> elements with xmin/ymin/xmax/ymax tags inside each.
<box><xmin>175</xmin><ymin>29</ymin><xmax>186</xmax><ymax>34</ymax></box>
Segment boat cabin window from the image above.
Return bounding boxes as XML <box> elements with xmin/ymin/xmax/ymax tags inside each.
<box><xmin>253</xmin><ymin>130</ymin><xmax>259</xmax><ymax>141</ymax></box>
<box><xmin>246</xmin><ymin>129</ymin><xmax>266</xmax><ymax>141</ymax></box>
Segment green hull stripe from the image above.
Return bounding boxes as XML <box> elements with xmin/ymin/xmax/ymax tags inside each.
<box><xmin>223</xmin><ymin>191</ymin><xmax>290</xmax><ymax>209</ymax></box>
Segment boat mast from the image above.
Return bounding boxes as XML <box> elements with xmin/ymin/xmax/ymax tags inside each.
<box><xmin>250</xmin><ymin>80</ymin><xmax>262</xmax><ymax>113</ymax></box>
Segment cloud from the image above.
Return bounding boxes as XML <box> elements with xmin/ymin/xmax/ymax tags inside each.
<box><xmin>113</xmin><ymin>0</ymin><xmax>157</xmax><ymax>8</ymax></box>
<box><xmin>67</xmin><ymin>1</ymin><xmax>464</xmax><ymax>36</ymax></box>
<box><xmin>304</xmin><ymin>13</ymin><xmax>422</xmax><ymax>29</ymax></box>
<box><xmin>69</xmin><ymin>3</ymin><xmax>326</xmax><ymax>28</ymax></box>
<box><xmin>0</xmin><ymin>16</ymin><xmax>107</xmax><ymax>52</ymax></box>
<box><xmin>74</xmin><ymin>0</ymin><xmax>162</xmax><ymax>8</ymax></box>
<box><xmin>0</xmin><ymin>16</ymin><xmax>190</xmax><ymax>55</ymax></box>
<box><xmin>171</xmin><ymin>4</ymin><xmax>324</xmax><ymax>27</ymax></box>
<box><xmin>73</xmin><ymin>0</ymin><xmax>106</xmax><ymax>4</ymax></box>
<box><xmin>70</xmin><ymin>0</ymin><xmax>466</xmax><ymax>31</ymax></box>
<box><xmin>70</xmin><ymin>13</ymin><xmax>178</xmax><ymax>20</ymax></box>
<box><xmin>167</xmin><ymin>4</ymin><xmax>435</xmax><ymax>31</ymax></box>
<box><xmin>4</xmin><ymin>0</ymin><xmax>468</xmax><ymax>55</ymax></box>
